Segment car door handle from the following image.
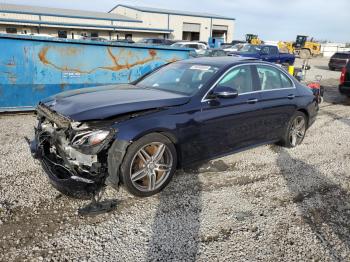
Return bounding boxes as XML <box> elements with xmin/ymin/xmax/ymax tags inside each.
<box><xmin>287</xmin><ymin>94</ymin><xmax>295</xmax><ymax>99</ymax></box>
<box><xmin>246</xmin><ymin>98</ymin><xmax>258</xmax><ymax>104</ymax></box>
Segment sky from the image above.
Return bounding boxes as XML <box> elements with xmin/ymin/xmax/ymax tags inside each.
<box><xmin>1</xmin><ymin>0</ymin><xmax>349</xmax><ymax>42</ymax></box>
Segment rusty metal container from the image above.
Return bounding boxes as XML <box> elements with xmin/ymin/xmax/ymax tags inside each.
<box><xmin>0</xmin><ymin>34</ymin><xmax>191</xmax><ymax>111</ymax></box>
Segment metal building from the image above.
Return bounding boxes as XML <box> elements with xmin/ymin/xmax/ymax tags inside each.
<box><xmin>109</xmin><ymin>5</ymin><xmax>235</xmax><ymax>43</ymax></box>
<box><xmin>0</xmin><ymin>3</ymin><xmax>235</xmax><ymax>42</ymax></box>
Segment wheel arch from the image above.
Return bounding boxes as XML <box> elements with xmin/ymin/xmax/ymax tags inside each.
<box><xmin>297</xmin><ymin>108</ymin><xmax>309</xmax><ymax>127</ymax></box>
<box><xmin>130</xmin><ymin>129</ymin><xmax>182</xmax><ymax>167</ymax></box>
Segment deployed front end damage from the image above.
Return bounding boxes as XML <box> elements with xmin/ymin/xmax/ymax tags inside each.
<box><xmin>30</xmin><ymin>103</ymin><xmax>121</xmax><ymax>199</ymax></box>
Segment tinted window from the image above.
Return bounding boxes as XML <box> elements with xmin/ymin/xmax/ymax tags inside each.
<box><xmin>240</xmin><ymin>44</ymin><xmax>260</xmax><ymax>54</ymax></box>
<box><xmin>218</xmin><ymin>65</ymin><xmax>253</xmax><ymax>94</ymax></box>
<box><xmin>257</xmin><ymin>65</ymin><xmax>293</xmax><ymax>90</ymax></box>
<box><xmin>188</xmin><ymin>44</ymin><xmax>199</xmax><ymax>49</ymax></box>
<box><xmin>333</xmin><ymin>52</ymin><xmax>350</xmax><ymax>59</ymax></box>
<box><xmin>261</xmin><ymin>46</ymin><xmax>270</xmax><ymax>55</ymax></box>
<box><xmin>270</xmin><ymin>47</ymin><xmax>278</xmax><ymax>55</ymax></box>
<box><xmin>136</xmin><ymin>63</ymin><xmax>219</xmax><ymax>95</ymax></box>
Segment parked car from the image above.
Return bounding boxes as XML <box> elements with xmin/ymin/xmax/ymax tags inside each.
<box><xmin>80</xmin><ymin>36</ymin><xmax>108</xmax><ymax>42</ymax></box>
<box><xmin>30</xmin><ymin>57</ymin><xmax>318</xmax><ymax>199</ymax></box>
<box><xmin>223</xmin><ymin>43</ymin><xmax>248</xmax><ymax>52</ymax></box>
<box><xmin>339</xmin><ymin>61</ymin><xmax>350</xmax><ymax>97</ymax></box>
<box><xmin>171</xmin><ymin>41</ymin><xmax>208</xmax><ymax>53</ymax></box>
<box><xmin>193</xmin><ymin>48</ymin><xmax>227</xmax><ymax>57</ymax></box>
<box><xmin>112</xmin><ymin>39</ymin><xmax>135</xmax><ymax>44</ymax></box>
<box><xmin>328</xmin><ymin>52</ymin><xmax>350</xmax><ymax>71</ymax></box>
<box><xmin>231</xmin><ymin>40</ymin><xmax>246</xmax><ymax>45</ymax></box>
<box><xmin>229</xmin><ymin>44</ymin><xmax>295</xmax><ymax>65</ymax></box>
<box><xmin>138</xmin><ymin>38</ymin><xmax>173</xmax><ymax>45</ymax></box>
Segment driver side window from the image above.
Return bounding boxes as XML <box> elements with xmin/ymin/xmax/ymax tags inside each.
<box><xmin>218</xmin><ymin>65</ymin><xmax>253</xmax><ymax>94</ymax></box>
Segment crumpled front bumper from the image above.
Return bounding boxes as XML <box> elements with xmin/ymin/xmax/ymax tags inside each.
<box><xmin>30</xmin><ymin>137</ymin><xmax>103</xmax><ymax>199</ymax></box>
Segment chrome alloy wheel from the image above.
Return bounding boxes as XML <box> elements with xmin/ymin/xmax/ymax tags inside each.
<box><xmin>289</xmin><ymin>116</ymin><xmax>306</xmax><ymax>147</ymax></box>
<box><xmin>129</xmin><ymin>142</ymin><xmax>173</xmax><ymax>192</ymax></box>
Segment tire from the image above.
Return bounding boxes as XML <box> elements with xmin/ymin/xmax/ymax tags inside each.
<box><xmin>119</xmin><ymin>133</ymin><xmax>177</xmax><ymax>197</ymax></box>
<box><xmin>279</xmin><ymin>111</ymin><xmax>308</xmax><ymax>148</ymax></box>
<box><xmin>299</xmin><ymin>49</ymin><xmax>311</xmax><ymax>59</ymax></box>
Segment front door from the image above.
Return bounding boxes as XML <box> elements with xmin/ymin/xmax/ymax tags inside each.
<box><xmin>183</xmin><ymin>65</ymin><xmax>264</xmax><ymax>163</ymax></box>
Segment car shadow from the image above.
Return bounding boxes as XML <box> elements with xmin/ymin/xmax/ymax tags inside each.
<box><xmin>313</xmin><ymin>65</ymin><xmax>333</xmax><ymax>71</ymax></box>
<box><xmin>147</xmin><ymin>166</ymin><xmax>203</xmax><ymax>260</ymax></box>
<box><xmin>320</xmin><ymin>110</ymin><xmax>350</xmax><ymax>127</ymax></box>
<box><xmin>276</xmin><ymin>148</ymin><xmax>350</xmax><ymax>261</ymax></box>
<box><xmin>321</xmin><ymin>82</ymin><xmax>350</xmax><ymax>106</ymax></box>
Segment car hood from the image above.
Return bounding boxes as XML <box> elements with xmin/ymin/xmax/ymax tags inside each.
<box><xmin>42</xmin><ymin>84</ymin><xmax>190</xmax><ymax>121</ymax></box>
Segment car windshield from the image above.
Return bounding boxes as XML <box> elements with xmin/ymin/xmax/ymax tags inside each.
<box><xmin>239</xmin><ymin>45</ymin><xmax>261</xmax><ymax>53</ymax></box>
<box><xmin>136</xmin><ymin>63</ymin><xmax>219</xmax><ymax>95</ymax></box>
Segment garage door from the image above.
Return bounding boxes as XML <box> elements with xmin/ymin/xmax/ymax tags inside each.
<box><xmin>183</xmin><ymin>23</ymin><xmax>200</xmax><ymax>32</ymax></box>
<box><xmin>212</xmin><ymin>25</ymin><xmax>228</xmax><ymax>31</ymax></box>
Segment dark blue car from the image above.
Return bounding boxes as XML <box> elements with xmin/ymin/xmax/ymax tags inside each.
<box><xmin>230</xmin><ymin>44</ymin><xmax>295</xmax><ymax>65</ymax></box>
<box><xmin>31</xmin><ymin>57</ymin><xmax>318</xmax><ymax>199</ymax></box>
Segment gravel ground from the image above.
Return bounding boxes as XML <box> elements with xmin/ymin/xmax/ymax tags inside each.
<box><xmin>1</xmin><ymin>57</ymin><xmax>350</xmax><ymax>261</ymax></box>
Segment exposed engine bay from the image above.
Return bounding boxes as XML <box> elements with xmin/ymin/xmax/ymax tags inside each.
<box><xmin>31</xmin><ymin>104</ymin><xmax>116</xmax><ymax>198</ymax></box>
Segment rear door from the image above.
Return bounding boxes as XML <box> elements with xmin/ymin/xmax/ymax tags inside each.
<box><xmin>254</xmin><ymin>64</ymin><xmax>297</xmax><ymax>140</ymax></box>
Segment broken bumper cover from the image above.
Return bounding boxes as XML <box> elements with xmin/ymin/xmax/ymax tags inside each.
<box><xmin>30</xmin><ymin>138</ymin><xmax>104</xmax><ymax>199</ymax></box>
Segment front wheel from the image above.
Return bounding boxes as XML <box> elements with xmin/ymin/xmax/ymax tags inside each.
<box><xmin>120</xmin><ymin>133</ymin><xmax>177</xmax><ymax>197</ymax></box>
<box><xmin>280</xmin><ymin>112</ymin><xmax>307</xmax><ymax>148</ymax></box>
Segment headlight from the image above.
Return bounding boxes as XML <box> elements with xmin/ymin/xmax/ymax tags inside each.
<box><xmin>72</xmin><ymin>130</ymin><xmax>111</xmax><ymax>147</ymax></box>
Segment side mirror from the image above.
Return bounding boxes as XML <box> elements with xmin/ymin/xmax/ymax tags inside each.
<box><xmin>211</xmin><ymin>85</ymin><xmax>238</xmax><ymax>99</ymax></box>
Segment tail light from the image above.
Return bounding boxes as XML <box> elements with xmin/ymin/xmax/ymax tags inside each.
<box><xmin>340</xmin><ymin>67</ymin><xmax>346</xmax><ymax>85</ymax></box>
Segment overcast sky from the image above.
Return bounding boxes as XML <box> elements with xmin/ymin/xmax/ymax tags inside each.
<box><xmin>2</xmin><ymin>0</ymin><xmax>349</xmax><ymax>42</ymax></box>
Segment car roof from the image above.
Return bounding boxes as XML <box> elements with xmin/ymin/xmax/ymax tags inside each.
<box><xmin>178</xmin><ymin>56</ymin><xmax>258</xmax><ymax>67</ymax></box>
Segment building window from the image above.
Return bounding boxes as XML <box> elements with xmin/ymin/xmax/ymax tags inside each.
<box><xmin>91</xmin><ymin>32</ymin><xmax>99</xmax><ymax>37</ymax></box>
<box><xmin>6</xmin><ymin>28</ymin><xmax>17</xmax><ymax>34</ymax></box>
<box><xmin>125</xmin><ymin>34</ymin><xmax>132</xmax><ymax>40</ymax></box>
<box><xmin>58</xmin><ymin>30</ymin><xmax>67</xmax><ymax>38</ymax></box>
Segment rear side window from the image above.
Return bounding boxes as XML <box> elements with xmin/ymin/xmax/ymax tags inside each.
<box><xmin>257</xmin><ymin>65</ymin><xmax>293</xmax><ymax>90</ymax></box>
<box><xmin>333</xmin><ymin>53</ymin><xmax>350</xmax><ymax>59</ymax></box>
<box><xmin>218</xmin><ymin>65</ymin><xmax>253</xmax><ymax>94</ymax></box>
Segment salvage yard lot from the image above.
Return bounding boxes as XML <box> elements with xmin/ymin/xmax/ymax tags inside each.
<box><xmin>0</xmin><ymin>58</ymin><xmax>350</xmax><ymax>261</ymax></box>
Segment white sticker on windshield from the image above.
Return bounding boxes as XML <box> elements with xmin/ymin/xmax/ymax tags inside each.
<box><xmin>190</xmin><ymin>65</ymin><xmax>211</xmax><ymax>71</ymax></box>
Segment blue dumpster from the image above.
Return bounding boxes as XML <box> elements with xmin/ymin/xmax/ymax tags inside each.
<box><xmin>0</xmin><ymin>34</ymin><xmax>191</xmax><ymax>111</ymax></box>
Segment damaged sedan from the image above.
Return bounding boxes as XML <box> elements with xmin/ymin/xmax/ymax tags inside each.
<box><xmin>30</xmin><ymin>57</ymin><xmax>318</xmax><ymax>200</ymax></box>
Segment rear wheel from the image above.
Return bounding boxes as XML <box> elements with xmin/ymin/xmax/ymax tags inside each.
<box><xmin>280</xmin><ymin>112</ymin><xmax>307</xmax><ymax>148</ymax></box>
<box><xmin>299</xmin><ymin>49</ymin><xmax>311</xmax><ymax>59</ymax></box>
<box><xmin>120</xmin><ymin>133</ymin><xmax>177</xmax><ymax>197</ymax></box>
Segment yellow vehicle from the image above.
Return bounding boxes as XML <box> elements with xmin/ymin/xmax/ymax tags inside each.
<box><xmin>277</xmin><ymin>41</ymin><xmax>294</xmax><ymax>54</ymax></box>
<box><xmin>293</xmin><ymin>35</ymin><xmax>321</xmax><ymax>59</ymax></box>
<box><xmin>245</xmin><ymin>34</ymin><xmax>262</xmax><ymax>45</ymax></box>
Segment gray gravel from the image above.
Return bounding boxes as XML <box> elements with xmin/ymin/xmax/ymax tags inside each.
<box><xmin>1</xmin><ymin>57</ymin><xmax>350</xmax><ymax>261</ymax></box>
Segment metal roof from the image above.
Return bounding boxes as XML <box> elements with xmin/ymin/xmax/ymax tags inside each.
<box><xmin>0</xmin><ymin>3</ymin><xmax>140</xmax><ymax>22</ymax></box>
<box><xmin>109</xmin><ymin>4</ymin><xmax>235</xmax><ymax>20</ymax></box>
